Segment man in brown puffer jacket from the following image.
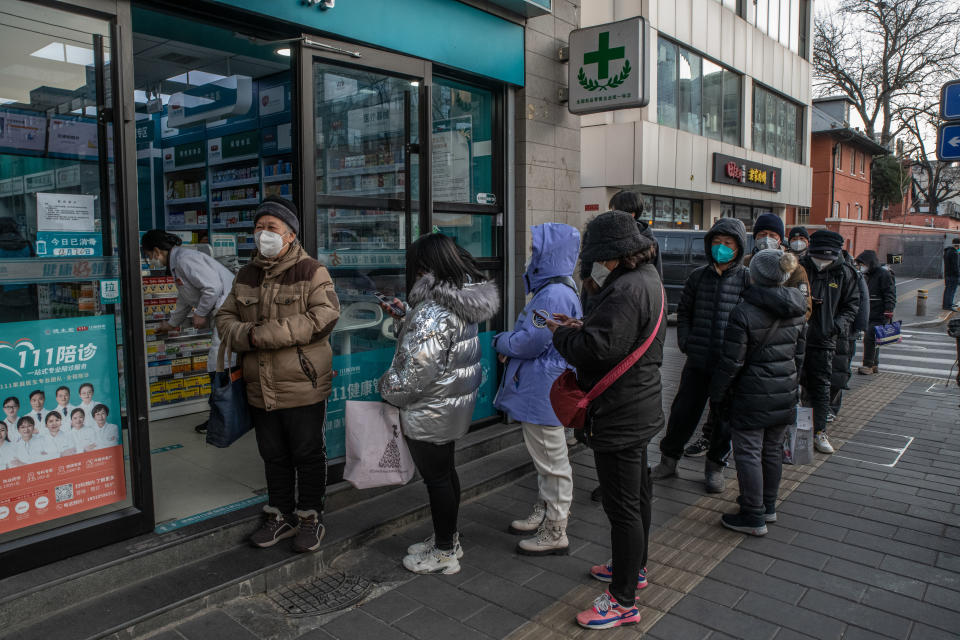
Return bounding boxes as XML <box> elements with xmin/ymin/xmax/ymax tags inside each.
<box><xmin>217</xmin><ymin>196</ymin><xmax>340</xmax><ymax>553</ymax></box>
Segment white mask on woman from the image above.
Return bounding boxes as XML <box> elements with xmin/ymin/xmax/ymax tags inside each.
<box><xmin>254</xmin><ymin>230</ymin><xmax>285</xmax><ymax>258</ymax></box>
<box><xmin>591</xmin><ymin>262</ymin><xmax>612</xmax><ymax>288</ymax></box>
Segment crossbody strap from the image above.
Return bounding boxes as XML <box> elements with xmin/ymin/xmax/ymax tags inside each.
<box><xmin>581</xmin><ymin>286</ymin><xmax>666</xmax><ymax>406</ymax></box>
<box><xmin>748</xmin><ymin>316</ymin><xmax>782</xmax><ymax>364</ymax></box>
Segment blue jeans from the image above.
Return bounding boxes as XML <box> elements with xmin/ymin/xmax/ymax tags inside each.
<box><xmin>944</xmin><ymin>277</ymin><xmax>958</xmax><ymax>309</ymax></box>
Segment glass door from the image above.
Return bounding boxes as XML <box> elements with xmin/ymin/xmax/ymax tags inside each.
<box><xmin>0</xmin><ymin>0</ymin><xmax>149</xmax><ymax>569</ymax></box>
<box><xmin>299</xmin><ymin>40</ymin><xmax>430</xmax><ymax>461</ymax></box>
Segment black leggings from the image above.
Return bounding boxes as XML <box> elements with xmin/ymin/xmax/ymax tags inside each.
<box><xmin>405</xmin><ymin>437</ymin><xmax>460</xmax><ymax>550</ymax></box>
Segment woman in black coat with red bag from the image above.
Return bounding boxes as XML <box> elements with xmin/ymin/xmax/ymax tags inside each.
<box><xmin>547</xmin><ymin>211</ymin><xmax>665</xmax><ymax>631</ymax></box>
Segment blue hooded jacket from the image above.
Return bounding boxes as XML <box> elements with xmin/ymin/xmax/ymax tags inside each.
<box><xmin>493</xmin><ymin>223</ymin><xmax>582</xmax><ymax>426</ymax></box>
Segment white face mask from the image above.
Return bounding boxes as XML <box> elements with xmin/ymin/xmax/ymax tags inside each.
<box><xmin>789</xmin><ymin>239</ymin><xmax>807</xmax><ymax>253</ymax></box>
<box><xmin>812</xmin><ymin>257</ymin><xmax>833</xmax><ymax>271</ymax></box>
<box><xmin>859</xmin><ymin>265</ymin><xmax>869</xmax><ymax>274</ymax></box>
<box><xmin>756</xmin><ymin>236</ymin><xmax>780</xmax><ymax>251</ymax></box>
<box><xmin>255</xmin><ymin>230</ymin><xmax>286</xmax><ymax>258</ymax></box>
<box><xmin>591</xmin><ymin>261</ymin><xmax>612</xmax><ymax>288</ymax></box>
<box><xmin>147</xmin><ymin>257</ymin><xmax>164</xmax><ymax>270</ymax></box>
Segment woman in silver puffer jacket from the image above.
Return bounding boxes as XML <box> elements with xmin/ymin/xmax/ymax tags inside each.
<box><xmin>378</xmin><ymin>234</ymin><xmax>499</xmax><ymax>576</ymax></box>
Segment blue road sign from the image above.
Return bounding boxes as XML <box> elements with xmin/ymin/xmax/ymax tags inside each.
<box><xmin>941</xmin><ymin>80</ymin><xmax>960</xmax><ymax>120</ymax></box>
<box><xmin>936</xmin><ymin>123</ymin><xmax>960</xmax><ymax>161</ymax></box>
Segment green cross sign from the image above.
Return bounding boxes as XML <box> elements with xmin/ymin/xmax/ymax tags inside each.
<box><xmin>583</xmin><ymin>32</ymin><xmax>624</xmax><ymax>80</ymax></box>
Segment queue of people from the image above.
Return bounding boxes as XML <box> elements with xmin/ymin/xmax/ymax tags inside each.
<box><xmin>127</xmin><ymin>189</ymin><xmax>900</xmax><ymax>631</ymax></box>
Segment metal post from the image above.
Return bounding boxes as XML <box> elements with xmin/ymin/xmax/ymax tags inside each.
<box><xmin>917</xmin><ymin>289</ymin><xmax>928</xmax><ymax>316</ymax></box>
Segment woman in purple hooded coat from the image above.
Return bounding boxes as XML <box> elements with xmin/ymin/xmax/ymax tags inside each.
<box><xmin>494</xmin><ymin>223</ymin><xmax>582</xmax><ymax>556</ymax></box>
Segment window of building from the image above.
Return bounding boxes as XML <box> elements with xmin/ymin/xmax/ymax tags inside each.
<box><xmin>851</xmin><ymin>151</ymin><xmax>857</xmax><ymax>175</ymax></box>
<box><xmin>658</xmin><ymin>37</ymin><xmax>742</xmax><ymax>144</ymax></box>
<box><xmin>720</xmin><ymin>203</ymin><xmax>774</xmax><ymax>230</ymax></box>
<box><xmin>754</xmin><ymin>0</ymin><xmax>810</xmax><ymax>55</ymax></box>
<box><xmin>641</xmin><ymin>194</ymin><xmax>700</xmax><ymax>229</ymax></box>
<box><xmin>752</xmin><ymin>84</ymin><xmax>803</xmax><ymax>163</ymax></box>
<box><xmin>845</xmin><ymin>203</ymin><xmax>850</xmax><ymax>218</ymax></box>
<box><xmin>797</xmin><ymin>207</ymin><xmax>810</xmax><ymax>225</ymax></box>
<box><xmin>833</xmin><ymin>201</ymin><xmax>839</xmax><ymax>216</ymax></box>
<box><xmin>860</xmin><ymin>153</ymin><xmax>865</xmax><ymax>174</ymax></box>
<box><xmin>834</xmin><ymin>144</ymin><xmax>843</xmax><ymax>170</ymax></box>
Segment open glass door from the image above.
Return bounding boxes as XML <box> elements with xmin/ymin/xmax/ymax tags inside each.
<box><xmin>298</xmin><ymin>39</ymin><xmax>430</xmax><ymax>462</ymax></box>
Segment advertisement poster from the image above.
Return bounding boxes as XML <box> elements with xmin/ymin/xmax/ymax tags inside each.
<box><xmin>0</xmin><ymin>111</ymin><xmax>47</xmax><ymax>153</ymax></box>
<box><xmin>47</xmin><ymin>118</ymin><xmax>98</xmax><ymax>159</ymax></box>
<box><xmin>0</xmin><ymin>316</ymin><xmax>125</xmax><ymax>534</ymax></box>
<box><xmin>36</xmin><ymin>193</ymin><xmax>96</xmax><ymax>232</ymax></box>
<box><xmin>324</xmin><ymin>330</ymin><xmax>498</xmax><ymax>460</ymax></box>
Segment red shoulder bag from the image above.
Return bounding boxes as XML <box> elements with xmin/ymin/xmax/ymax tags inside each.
<box><xmin>549</xmin><ymin>287</ymin><xmax>665</xmax><ymax>429</ymax></box>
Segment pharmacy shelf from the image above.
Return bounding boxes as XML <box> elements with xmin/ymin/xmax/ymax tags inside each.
<box><xmin>210</xmin><ymin>177</ymin><xmax>260</xmax><ymax>189</ymax></box>
<box><xmin>165</xmin><ymin>196</ymin><xmax>207</xmax><ymax>206</ymax></box>
<box><xmin>149</xmin><ymin>397</ymin><xmax>209</xmax><ymax>420</ymax></box>
<box><xmin>262</xmin><ymin>173</ymin><xmax>293</xmax><ymax>183</ymax></box>
<box><xmin>211</xmin><ymin>198</ymin><xmax>259</xmax><ymax>209</ymax></box>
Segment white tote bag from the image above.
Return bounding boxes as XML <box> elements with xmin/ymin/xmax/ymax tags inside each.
<box><xmin>344</xmin><ymin>401</ymin><xmax>415</xmax><ymax>489</ymax></box>
<box><xmin>783</xmin><ymin>406</ymin><xmax>815</xmax><ymax>466</ymax></box>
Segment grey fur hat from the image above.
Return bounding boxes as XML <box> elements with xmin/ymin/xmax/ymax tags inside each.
<box><xmin>750</xmin><ymin>249</ymin><xmax>797</xmax><ymax>286</ymax></box>
<box><xmin>581</xmin><ymin>210</ymin><xmax>645</xmax><ymax>263</ymax></box>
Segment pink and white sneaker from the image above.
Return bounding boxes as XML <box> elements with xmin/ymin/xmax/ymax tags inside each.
<box><xmin>575</xmin><ymin>590</ymin><xmax>641</xmax><ymax>630</ymax></box>
<box><xmin>589</xmin><ymin>562</ymin><xmax>648</xmax><ymax>589</ymax></box>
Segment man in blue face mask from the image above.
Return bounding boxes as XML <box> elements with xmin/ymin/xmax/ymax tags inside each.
<box><xmin>652</xmin><ymin>217</ymin><xmax>750</xmax><ymax>494</ymax></box>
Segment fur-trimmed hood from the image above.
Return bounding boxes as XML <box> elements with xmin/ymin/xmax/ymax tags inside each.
<box><xmin>408</xmin><ymin>273</ymin><xmax>500</xmax><ymax>324</ymax></box>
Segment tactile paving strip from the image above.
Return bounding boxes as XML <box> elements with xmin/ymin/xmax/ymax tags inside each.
<box><xmin>268</xmin><ymin>570</ymin><xmax>374</xmax><ymax>617</ymax></box>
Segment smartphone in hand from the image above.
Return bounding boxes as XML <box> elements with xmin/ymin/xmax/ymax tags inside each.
<box><xmin>374</xmin><ymin>292</ymin><xmax>406</xmax><ymax>317</ymax></box>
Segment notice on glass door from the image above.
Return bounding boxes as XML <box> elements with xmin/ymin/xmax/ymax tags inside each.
<box><xmin>0</xmin><ymin>316</ymin><xmax>126</xmax><ymax>535</ymax></box>
<box><xmin>432</xmin><ymin>117</ymin><xmax>471</xmax><ymax>203</ymax></box>
<box><xmin>36</xmin><ymin>193</ymin><xmax>96</xmax><ymax>232</ymax></box>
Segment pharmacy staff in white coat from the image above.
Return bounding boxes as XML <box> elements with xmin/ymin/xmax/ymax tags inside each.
<box><xmin>142</xmin><ymin>229</ymin><xmax>236</xmax><ymax>433</ymax></box>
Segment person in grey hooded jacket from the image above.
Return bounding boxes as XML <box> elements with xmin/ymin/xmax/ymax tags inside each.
<box><xmin>379</xmin><ymin>233</ymin><xmax>499</xmax><ymax>576</ymax></box>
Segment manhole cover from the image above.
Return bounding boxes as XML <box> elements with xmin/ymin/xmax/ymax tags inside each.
<box><xmin>269</xmin><ymin>570</ymin><xmax>375</xmax><ymax>616</ymax></box>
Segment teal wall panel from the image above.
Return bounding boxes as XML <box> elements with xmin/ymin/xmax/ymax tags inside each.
<box><xmin>211</xmin><ymin>0</ymin><xmax>524</xmax><ymax>85</ymax></box>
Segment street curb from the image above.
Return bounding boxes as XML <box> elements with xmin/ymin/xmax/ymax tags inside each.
<box><xmin>902</xmin><ymin>309</ymin><xmax>955</xmax><ymax>329</ymax></box>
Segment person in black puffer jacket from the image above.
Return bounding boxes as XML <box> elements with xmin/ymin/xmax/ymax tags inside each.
<box><xmin>551</xmin><ymin>211</ymin><xmax>665</xmax><ymax>629</ymax></box>
<box><xmin>855</xmin><ymin>250</ymin><xmax>897</xmax><ymax>374</ymax></box>
<box><xmin>710</xmin><ymin>249</ymin><xmax>807</xmax><ymax>536</ymax></box>
<box><xmin>800</xmin><ymin>231</ymin><xmax>860</xmax><ymax>455</ymax></box>
<box><xmin>828</xmin><ymin>250</ymin><xmax>869</xmax><ymax>419</ymax></box>
<box><xmin>653</xmin><ymin>217</ymin><xmax>750</xmax><ymax>494</ymax></box>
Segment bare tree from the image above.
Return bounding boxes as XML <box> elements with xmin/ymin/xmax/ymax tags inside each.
<box><xmin>814</xmin><ymin>0</ymin><xmax>960</xmax><ymax>147</ymax></box>
<box><xmin>900</xmin><ymin>102</ymin><xmax>960</xmax><ymax>216</ymax></box>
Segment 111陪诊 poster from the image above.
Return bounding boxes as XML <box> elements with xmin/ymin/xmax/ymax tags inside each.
<box><xmin>0</xmin><ymin>316</ymin><xmax>126</xmax><ymax>534</ymax></box>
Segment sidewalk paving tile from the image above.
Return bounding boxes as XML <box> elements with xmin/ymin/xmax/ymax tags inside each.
<box><xmin>176</xmin><ymin>611</ymin><xmax>260</xmax><ymax>640</ymax></box>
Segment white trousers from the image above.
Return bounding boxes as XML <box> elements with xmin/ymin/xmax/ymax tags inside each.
<box><xmin>521</xmin><ymin>422</ymin><xmax>574</xmax><ymax>521</ymax></box>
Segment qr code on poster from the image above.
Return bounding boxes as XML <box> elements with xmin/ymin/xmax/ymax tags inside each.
<box><xmin>55</xmin><ymin>483</ymin><xmax>74</xmax><ymax>503</ymax></box>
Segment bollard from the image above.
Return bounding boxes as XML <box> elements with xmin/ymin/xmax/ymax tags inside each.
<box><xmin>916</xmin><ymin>289</ymin><xmax>927</xmax><ymax>317</ymax></box>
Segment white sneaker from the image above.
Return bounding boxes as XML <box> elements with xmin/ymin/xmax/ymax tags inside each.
<box><xmin>814</xmin><ymin>432</ymin><xmax>835</xmax><ymax>454</ymax></box>
<box><xmin>402</xmin><ymin>546</ymin><xmax>461</xmax><ymax>575</ymax></box>
<box><xmin>517</xmin><ymin>518</ymin><xmax>569</xmax><ymax>556</ymax></box>
<box><xmin>406</xmin><ymin>532</ymin><xmax>463</xmax><ymax>559</ymax></box>
<box><xmin>509</xmin><ymin>501</ymin><xmax>546</xmax><ymax>534</ymax></box>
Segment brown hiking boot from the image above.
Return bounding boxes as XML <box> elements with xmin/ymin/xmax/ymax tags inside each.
<box><xmin>250</xmin><ymin>506</ymin><xmax>297</xmax><ymax>548</ymax></box>
<box><xmin>292</xmin><ymin>509</ymin><xmax>326</xmax><ymax>553</ymax></box>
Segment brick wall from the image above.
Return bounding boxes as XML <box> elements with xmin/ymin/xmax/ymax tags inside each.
<box><xmin>514</xmin><ymin>0</ymin><xmax>581</xmax><ymax>312</ymax></box>
<box><xmin>824</xmin><ymin>219</ymin><xmax>960</xmax><ymax>258</ymax></box>
<box><xmin>811</xmin><ymin>134</ymin><xmax>873</xmax><ymax>225</ymax></box>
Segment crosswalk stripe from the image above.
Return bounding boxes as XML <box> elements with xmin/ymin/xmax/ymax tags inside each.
<box><xmin>880</xmin><ymin>364</ymin><xmax>956</xmax><ymax>377</ymax></box>
<box><xmin>878</xmin><ymin>353</ymin><xmax>958</xmax><ymax>365</ymax></box>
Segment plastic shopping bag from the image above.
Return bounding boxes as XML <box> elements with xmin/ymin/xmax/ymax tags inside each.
<box><xmin>874</xmin><ymin>321</ymin><xmax>902</xmax><ymax>346</ymax></box>
<box><xmin>206</xmin><ymin>339</ymin><xmax>252</xmax><ymax>448</ymax></box>
<box><xmin>344</xmin><ymin>401</ymin><xmax>415</xmax><ymax>489</ymax></box>
<box><xmin>783</xmin><ymin>406</ymin><xmax>814</xmax><ymax>466</ymax></box>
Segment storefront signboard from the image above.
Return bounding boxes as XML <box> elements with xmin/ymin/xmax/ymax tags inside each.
<box><xmin>0</xmin><ymin>316</ymin><xmax>126</xmax><ymax>535</ymax></box>
<box><xmin>0</xmin><ymin>110</ymin><xmax>47</xmax><ymax>153</ymax></box>
<box><xmin>0</xmin><ymin>177</ymin><xmax>24</xmax><ymax>197</ymax></box>
<box><xmin>136</xmin><ymin>118</ymin><xmax>156</xmax><ymax>150</ymax></box>
<box><xmin>0</xmin><ymin>257</ymin><xmax>119</xmax><ymax>284</ymax></box>
<box><xmin>432</xmin><ymin>117</ymin><xmax>472</xmax><ymax>203</ymax></box>
<box><xmin>47</xmin><ymin>117</ymin><xmax>98</xmax><ymax>159</ymax></box>
<box><xmin>208</xmin><ymin>131</ymin><xmax>259</xmax><ymax>164</ymax></box>
<box><xmin>164</xmin><ymin>141</ymin><xmax>206</xmax><ymax>170</ymax></box>
<box><xmin>568</xmin><ymin>17</ymin><xmax>650</xmax><ymax>114</ymax></box>
<box><xmin>712</xmin><ymin>153</ymin><xmax>782</xmax><ymax>192</ymax></box>
<box><xmin>167</xmin><ymin>75</ymin><xmax>254</xmax><ymax>128</ymax></box>
<box><xmin>24</xmin><ymin>171</ymin><xmax>56</xmax><ymax>193</ymax></box>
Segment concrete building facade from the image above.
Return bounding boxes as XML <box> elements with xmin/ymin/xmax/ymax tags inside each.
<box><xmin>579</xmin><ymin>0</ymin><xmax>814</xmax><ymax>232</ymax></box>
